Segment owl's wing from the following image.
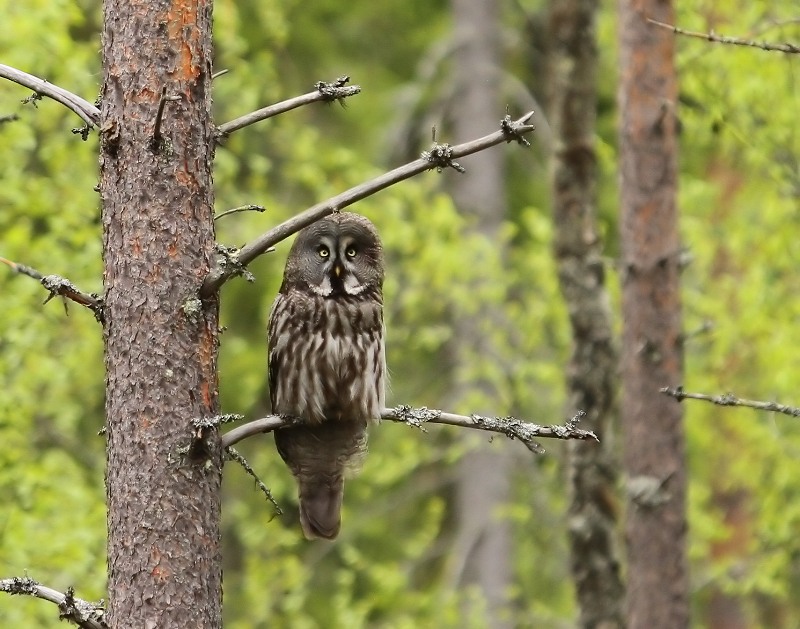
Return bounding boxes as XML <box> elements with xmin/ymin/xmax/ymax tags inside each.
<box><xmin>267</xmin><ymin>294</ymin><xmax>285</xmax><ymax>414</ymax></box>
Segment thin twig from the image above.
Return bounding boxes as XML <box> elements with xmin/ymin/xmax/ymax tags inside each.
<box><xmin>0</xmin><ymin>577</ymin><xmax>107</xmax><ymax>629</ymax></box>
<box><xmin>216</xmin><ymin>76</ymin><xmax>362</xmax><ymax>138</ymax></box>
<box><xmin>221</xmin><ymin>405</ymin><xmax>595</xmax><ymax>454</ymax></box>
<box><xmin>225</xmin><ymin>446</ymin><xmax>282</xmax><ymax>515</ymax></box>
<box><xmin>201</xmin><ymin>111</ymin><xmax>535</xmax><ymax>296</ymax></box>
<box><xmin>214</xmin><ymin>204</ymin><xmax>267</xmax><ymax>221</ymax></box>
<box><xmin>151</xmin><ymin>87</ymin><xmax>181</xmax><ymax>150</ymax></box>
<box><xmin>185</xmin><ymin>416</ymin><xmax>282</xmax><ymax>514</ymax></box>
<box><xmin>211</xmin><ymin>69</ymin><xmax>230</xmax><ymax>80</ymax></box>
<box><xmin>661</xmin><ymin>386</ymin><xmax>800</xmax><ymax>417</ymax></box>
<box><xmin>0</xmin><ymin>257</ymin><xmax>104</xmax><ymax>322</ymax></box>
<box><xmin>0</xmin><ymin>64</ymin><xmax>100</xmax><ymax>127</ymax></box>
<box><xmin>648</xmin><ymin>18</ymin><xmax>800</xmax><ymax>54</ymax></box>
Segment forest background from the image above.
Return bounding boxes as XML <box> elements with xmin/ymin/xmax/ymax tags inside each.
<box><xmin>1</xmin><ymin>0</ymin><xmax>798</xmax><ymax>627</ymax></box>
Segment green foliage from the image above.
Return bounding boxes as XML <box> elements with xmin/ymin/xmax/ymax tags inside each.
<box><xmin>0</xmin><ymin>1</ymin><xmax>105</xmax><ymax>626</ymax></box>
<box><xmin>676</xmin><ymin>2</ymin><xmax>800</xmax><ymax>624</ymax></box>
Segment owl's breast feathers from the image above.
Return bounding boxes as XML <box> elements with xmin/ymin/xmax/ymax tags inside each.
<box><xmin>268</xmin><ymin>287</ymin><xmax>385</xmax><ymax>425</ymax></box>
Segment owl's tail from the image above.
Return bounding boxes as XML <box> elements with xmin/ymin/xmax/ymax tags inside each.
<box><xmin>298</xmin><ymin>476</ymin><xmax>344</xmax><ymax>540</ymax></box>
<box><xmin>274</xmin><ymin>420</ymin><xmax>368</xmax><ymax>541</ymax></box>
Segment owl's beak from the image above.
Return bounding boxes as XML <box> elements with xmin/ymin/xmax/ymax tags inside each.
<box><xmin>333</xmin><ymin>262</ymin><xmax>343</xmax><ymax>278</ymax></box>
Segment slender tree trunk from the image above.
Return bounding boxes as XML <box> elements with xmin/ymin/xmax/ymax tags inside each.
<box><xmin>617</xmin><ymin>0</ymin><xmax>688</xmax><ymax>626</ymax></box>
<box><xmin>446</xmin><ymin>0</ymin><xmax>512</xmax><ymax>624</ymax></box>
<box><xmin>546</xmin><ymin>0</ymin><xmax>625</xmax><ymax>626</ymax></box>
<box><xmin>100</xmin><ymin>1</ymin><xmax>222</xmax><ymax>627</ymax></box>
<box><xmin>704</xmin><ymin>489</ymin><xmax>748</xmax><ymax>629</ymax></box>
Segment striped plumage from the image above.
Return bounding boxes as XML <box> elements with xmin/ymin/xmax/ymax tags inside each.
<box><xmin>268</xmin><ymin>213</ymin><xmax>385</xmax><ymax>540</ymax></box>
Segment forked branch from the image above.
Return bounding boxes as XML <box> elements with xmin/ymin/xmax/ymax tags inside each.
<box><xmin>0</xmin><ymin>64</ymin><xmax>100</xmax><ymax>128</ymax></box>
<box><xmin>0</xmin><ymin>578</ymin><xmax>106</xmax><ymax>629</ymax></box>
<box><xmin>216</xmin><ymin>76</ymin><xmax>361</xmax><ymax>138</ymax></box>
<box><xmin>201</xmin><ymin>111</ymin><xmax>535</xmax><ymax>296</ymax></box>
<box><xmin>0</xmin><ymin>257</ymin><xmax>103</xmax><ymax>321</ymax></box>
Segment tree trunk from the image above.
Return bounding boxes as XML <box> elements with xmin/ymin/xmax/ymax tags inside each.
<box><xmin>617</xmin><ymin>1</ymin><xmax>688</xmax><ymax>626</ymax></box>
<box><xmin>446</xmin><ymin>0</ymin><xmax>512</xmax><ymax>625</ymax></box>
<box><xmin>100</xmin><ymin>1</ymin><xmax>222</xmax><ymax>627</ymax></box>
<box><xmin>546</xmin><ymin>0</ymin><xmax>625</xmax><ymax>626</ymax></box>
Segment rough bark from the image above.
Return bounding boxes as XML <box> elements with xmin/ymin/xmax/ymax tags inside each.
<box><xmin>100</xmin><ymin>1</ymin><xmax>222</xmax><ymax>627</ymax></box>
<box><xmin>618</xmin><ymin>0</ymin><xmax>688</xmax><ymax>626</ymax></box>
<box><xmin>446</xmin><ymin>0</ymin><xmax>512</xmax><ymax>625</ymax></box>
<box><xmin>546</xmin><ymin>0</ymin><xmax>625</xmax><ymax>626</ymax></box>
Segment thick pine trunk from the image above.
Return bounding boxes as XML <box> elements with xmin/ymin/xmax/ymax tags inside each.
<box><xmin>100</xmin><ymin>1</ymin><xmax>222</xmax><ymax>627</ymax></box>
<box><xmin>546</xmin><ymin>0</ymin><xmax>625</xmax><ymax>626</ymax></box>
<box><xmin>617</xmin><ymin>0</ymin><xmax>689</xmax><ymax>626</ymax></box>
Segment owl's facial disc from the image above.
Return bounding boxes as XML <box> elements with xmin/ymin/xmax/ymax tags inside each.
<box><xmin>306</xmin><ymin>235</ymin><xmax>366</xmax><ymax>297</ymax></box>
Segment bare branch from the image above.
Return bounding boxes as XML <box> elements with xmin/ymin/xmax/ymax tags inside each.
<box><xmin>0</xmin><ymin>64</ymin><xmax>100</xmax><ymax>128</ymax></box>
<box><xmin>216</xmin><ymin>76</ymin><xmax>361</xmax><ymax>138</ymax></box>
<box><xmin>221</xmin><ymin>415</ymin><xmax>285</xmax><ymax>447</ymax></box>
<box><xmin>648</xmin><ymin>18</ymin><xmax>800</xmax><ymax>54</ymax></box>
<box><xmin>0</xmin><ymin>257</ymin><xmax>104</xmax><ymax>322</ymax></box>
<box><xmin>150</xmin><ymin>86</ymin><xmax>182</xmax><ymax>151</ymax></box>
<box><xmin>661</xmin><ymin>386</ymin><xmax>800</xmax><ymax>417</ymax></box>
<box><xmin>201</xmin><ymin>111</ymin><xmax>535</xmax><ymax>296</ymax></box>
<box><xmin>221</xmin><ymin>405</ymin><xmax>595</xmax><ymax>454</ymax></box>
<box><xmin>0</xmin><ymin>577</ymin><xmax>107</xmax><ymax>629</ymax></box>
<box><xmin>387</xmin><ymin>406</ymin><xmax>594</xmax><ymax>453</ymax></box>
<box><xmin>213</xmin><ymin>204</ymin><xmax>267</xmax><ymax>221</ymax></box>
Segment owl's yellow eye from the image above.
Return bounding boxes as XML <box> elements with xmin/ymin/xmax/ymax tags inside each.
<box><xmin>345</xmin><ymin>246</ymin><xmax>357</xmax><ymax>259</ymax></box>
<box><xmin>318</xmin><ymin>246</ymin><xmax>330</xmax><ymax>258</ymax></box>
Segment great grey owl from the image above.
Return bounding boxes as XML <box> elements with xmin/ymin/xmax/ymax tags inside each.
<box><xmin>268</xmin><ymin>212</ymin><xmax>385</xmax><ymax>540</ymax></box>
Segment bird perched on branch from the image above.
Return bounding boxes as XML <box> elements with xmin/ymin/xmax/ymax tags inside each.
<box><xmin>268</xmin><ymin>212</ymin><xmax>386</xmax><ymax>540</ymax></box>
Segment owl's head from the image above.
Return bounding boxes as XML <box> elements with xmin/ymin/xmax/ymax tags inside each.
<box><xmin>282</xmin><ymin>212</ymin><xmax>384</xmax><ymax>297</ymax></box>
